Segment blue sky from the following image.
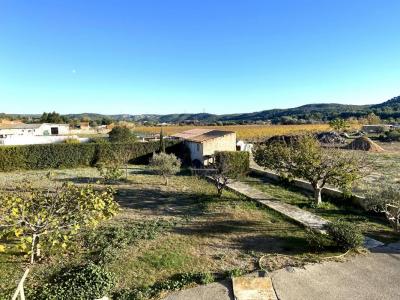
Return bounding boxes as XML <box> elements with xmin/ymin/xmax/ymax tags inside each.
<box><xmin>1</xmin><ymin>0</ymin><xmax>400</xmax><ymax>115</ymax></box>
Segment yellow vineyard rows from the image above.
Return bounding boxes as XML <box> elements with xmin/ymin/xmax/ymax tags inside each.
<box><xmin>132</xmin><ymin>124</ymin><xmax>333</xmax><ymax>140</ymax></box>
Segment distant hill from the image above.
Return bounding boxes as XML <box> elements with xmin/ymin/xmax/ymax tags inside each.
<box><xmin>2</xmin><ymin>95</ymin><xmax>400</xmax><ymax>124</ymax></box>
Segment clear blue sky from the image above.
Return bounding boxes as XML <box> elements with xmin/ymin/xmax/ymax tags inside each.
<box><xmin>1</xmin><ymin>0</ymin><xmax>400</xmax><ymax>115</ymax></box>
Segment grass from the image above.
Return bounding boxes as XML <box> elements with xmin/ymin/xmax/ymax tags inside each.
<box><xmin>0</xmin><ymin>166</ymin><xmax>341</xmax><ymax>298</ymax></box>
<box><xmin>246</xmin><ymin>175</ymin><xmax>399</xmax><ymax>244</ymax></box>
<box><xmin>132</xmin><ymin>124</ymin><xmax>331</xmax><ymax>140</ymax></box>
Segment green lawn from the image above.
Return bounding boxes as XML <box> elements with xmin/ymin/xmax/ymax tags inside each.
<box><xmin>0</xmin><ymin>166</ymin><xmax>344</xmax><ymax>298</ymax></box>
<box><xmin>246</xmin><ymin>175</ymin><xmax>399</xmax><ymax>244</ymax></box>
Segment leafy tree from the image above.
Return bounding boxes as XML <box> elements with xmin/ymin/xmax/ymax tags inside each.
<box><xmin>329</xmin><ymin>118</ymin><xmax>350</xmax><ymax>132</ymax></box>
<box><xmin>150</xmin><ymin>153</ymin><xmax>181</xmax><ymax>185</ymax></box>
<box><xmin>366</xmin><ymin>181</ymin><xmax>400</xmax><ymax>232</ymax></box>
<box><xmin>0</xmin><ymin>184</ymin><xmax>118</xmax><ymax>263</ymax></box>
<box><xmin>108</xmin><ymin>126</ymin><xmax>136</xmax><ymax>143</ymax></box>
<box><xmin>366</xmin><ymin>112</ymin><xmax>381</xmax><ymax>125</ymax></box>
<box><xmin>210</xmin><ymin>152</ymin><xmax>249</xmax><ymax>197</ymax></box>
<box><xmin>254</xmin><ymin>135</ymin><xmax>364</xmax><ymax>205</ymax></box>
<box><xmin>40</xmin><ymin>111</ymin><xmax>65</xmax><ymax>123</ymax></box>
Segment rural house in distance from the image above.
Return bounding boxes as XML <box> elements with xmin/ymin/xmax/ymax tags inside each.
<box><xmin>0</xmin><ymin>123</ymin><xmax>71</xmax><ymax>145</ymax></box>
<box><xmin>172</xmin><ymin>128</ymin><xmax>236</xmax><ymax>166</ymax></box>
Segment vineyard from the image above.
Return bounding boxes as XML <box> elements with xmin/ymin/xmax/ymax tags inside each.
<box><xmin>132</xmin><ymin>124</ymin><xmax>332</xmax><ymax>140</ymax></box>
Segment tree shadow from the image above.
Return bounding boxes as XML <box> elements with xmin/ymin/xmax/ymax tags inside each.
<box><xmin>116</xmin><ymin>187</ymin><xmax>224</xmax><ymax>217</ymax></box>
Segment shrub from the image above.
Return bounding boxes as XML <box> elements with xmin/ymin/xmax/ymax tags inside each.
<box><xmin>380</xmin><ymin>130</ymin><xmax>400</xmax><ymax>142</ymax></box>
<box><xmin>85</xmin><ymin>219</ymin><xmax>175</xmax><ymax>264</ymax></box>
<box><xmin>305</xmin><ymin>229</ymin><xmax>332</xmax><ymax>252</ymax></box>
<box><xmin>64</xmin><ymin>138</ymin><xmax>80</xmax><ymax>144</ymax></box>
<box><xmin>108</xmin><ymin>126</ymin><xmax>136</xmax><ymax>143</ymax></box>
<box><xmin>214</xmin><ymin>151</ymin><xmax>250</xmax><ymax>176</ymax></box>
<box><xmin>225</xmin><ymin>268</ymin><xmax>245</xmax><ymax>278</ymax></box>
<box><xmin>326</xmin><ymin>220</ymin><xmax>364</xmax><ymax>250</ymax></box>
<box><xmin>210</xmin><ymin>151</ymin><xmax>250</xmax><ymax>197</ymax></box>
<box><xmin>0</xmin><ymin>140</ymin><xmax>181</xmax><ymax>172</ymax></box>
<box><xmin>150</xmin><ymin>152</ymin><xmax>181</xmax><ymax>185</ymax></box>
<box><xmin>96</xmin><ymin>163</ymin><xmax>124</xmax><ymax>183</ymax></box>
<box><xmin>27</xmin><ymin>264</ymin><xmax>115</xmax><ymax>300</ymax></box>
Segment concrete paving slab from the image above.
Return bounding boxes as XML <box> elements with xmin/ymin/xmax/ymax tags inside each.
<box><xmin>232</xmin><ymin>277</ymin><xmax>277</xmax><ymax>300</ymax></box>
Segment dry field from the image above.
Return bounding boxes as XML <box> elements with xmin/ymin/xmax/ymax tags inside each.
<box><xmin>132</xmin><ymin>124</ymin><xmax>331</xmax><ymax>140</ymax></box>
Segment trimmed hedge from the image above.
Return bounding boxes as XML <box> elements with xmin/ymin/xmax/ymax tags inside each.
<box><xmin>214</xmin><ymin>151</ymin><xmax>250</xmax><ymax>176</ymax></box>
<box><xmin>0</xmin><ymin>140</ymin><xmax>181</xmax><ymax>172</ymax></box>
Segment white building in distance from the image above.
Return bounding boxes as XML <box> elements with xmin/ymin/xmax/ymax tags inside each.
<box><xmin>0</xmin><ymin>123</ymin><xmax>71</xmax><ymax>145</ymax></box>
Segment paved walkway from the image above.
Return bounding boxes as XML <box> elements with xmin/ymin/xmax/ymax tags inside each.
<box><xmin>162</xmin><ymin>242</ymin><xmax>400</xmax><ymax>300</ymax></box>
<box><xmin>226</xmin><ymin>180</ymin><xmax>329</xmax><ymax>232</ymax></box>
<box><xmin>225</xmin><ymin>180</ymin><xmax>384</xmax><ymax>248</ymax></box>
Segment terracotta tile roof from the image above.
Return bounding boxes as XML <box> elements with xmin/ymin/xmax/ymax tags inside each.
<box><xmin>172</xmin><ymin>129</ymin><xmax>235</xmax><ymax>143</ymax></box>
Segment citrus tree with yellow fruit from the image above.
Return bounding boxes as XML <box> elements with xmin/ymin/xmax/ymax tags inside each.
<box><xmin>0</xmin><ymin>184</ymin><xmax>119</xmax><ymax>264</ymax></box>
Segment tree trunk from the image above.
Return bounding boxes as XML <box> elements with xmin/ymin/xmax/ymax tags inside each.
<box><xmin>314</xmin><ymin>187</ymin><xmax>322</xmax><ymax>206</ymax></box>
<box><xmin>30</xmin><ymin>234</ymin><xmax>38</xmax><ymax>264</ymax></box>
<box><xmin>125</xmin><ymin>163</ymin><xmax>128</xmax><ymax>180</ymax></box>
<box><xmin>164</xmin><ymin>175</ymin><xmax>168</xmax><ymax>186</ymax></box>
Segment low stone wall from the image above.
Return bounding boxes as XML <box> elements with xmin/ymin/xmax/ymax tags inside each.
<box><xmin>250</xmin><ymin>167</ymin><xmax>367</xmax><ymax>209</ymax></box>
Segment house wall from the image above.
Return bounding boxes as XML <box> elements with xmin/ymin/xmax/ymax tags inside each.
<box><xmin>186</xmin><ymin>132</ymin><xmax>237</xmax><ymax>165</ymax></box>
<box><xmin>0</xmin><ymin>135</ymin><xmax>89</xmax><ymax>146</ymax></box>
<box><xmin>39</xmin><ymin>124</ymin><xmax>70</xmax><ymax>136</ymax></box>
<box><xmin>186</xmin><ymin>141</ymin><xmax>204</xmax><ymax>162</ymax></box>
<box><xmin>0</xmin><ymin>124</ymin><xmax>70</xmax><ymax>137</ymax></box>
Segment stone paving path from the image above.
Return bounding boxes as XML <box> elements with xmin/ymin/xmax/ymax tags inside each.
<box><xmin>225</xmin><ymin>180</ymin><xmax>384</xmax><ymax>248</ymax></box>
<box><xmin>226</xmin><ymin>180</ymin><xmax>329</xmax><ymax>232</ymax></box>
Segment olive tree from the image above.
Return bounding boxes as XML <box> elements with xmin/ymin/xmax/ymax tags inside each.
<box><xmin>108</xmin><ymin>126</ymin><xmax>136</xmax><ymax>143</ymax></box>
<box><xmin>366</xmin><ymin>181</ymin><xmax>400</xmax><ymax>232</ymax></box>
<box><xmin>210</xmin><ymin>151</ymin><xmax>250</xmax><ymax>197</ymax></box>
<box><xmin>254</xmin><ymin>135</ymin><xmax>363</xmax><ymax>205</ymax></box>
<box><xmin>0</xmin><ymin>184</ymin><xmax>119</xmax><ymax>264</ymax></box>
<box><xmin>150</xmin><ymin>152</ymin><xmax>181</xmax><ymax>185</ymax></box>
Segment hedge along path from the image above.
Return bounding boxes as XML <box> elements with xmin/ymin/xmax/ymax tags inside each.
<box><xmin>223</xmin><ymin>179</ymin><xmax>384</xmax><ymax>249</ymax></box>
<box><xmin>0</xmin><ymin>140</ymin><xmax>182</xmax><ymax>172</ymax></box>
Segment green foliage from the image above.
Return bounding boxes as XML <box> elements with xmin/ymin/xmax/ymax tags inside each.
<box><xmin>0</xmin><ymin>140</ymin><xmax>181</xmax><ymax>172</ymax></box>
<box><xmin>0</xmin><ymin>184</ymin><xmax>118</xmax><ymax>263</ymax></box>
<box><xmin>113</xmin><ymin>272</ymin><xmax>215</xmax><ymax>300</ymax></box>
<box><xmin>150</xmin><ymin>152</ymin><xmax>181</xmax><ymax>185</ymax></box>
<box><xmin>225</xmin><ymin>268</ymin><xmax>245</xmax><ymax>278</ymax></box>
<box><xmin>85</xmin><ymin>219</ymin><xmax>175</xmax><ymax>264</ymax></box>
<box><xmin>109</xmin><ymin>126</ymin><xmax>136</xmax><ymax>143</ymax></box>
<box><xmin>63</xmin><ymin>138</ymin><xmax>80</xmax><ymax>144</ymax></box>
<box><xmin>305</xmin><ymin>229</ymin><xmax>332</xmax><ymax>252</ymax></box>
<box><xmin>366</xmin><ymin>181</ymin><xmax>400</xmax><ymax>232</ymax></box>
<box><xmin>326</xmin><ymin>220</ymin><xmax>364</xmax><ymax>250</ymax></box>
<box><xmin>96</xmin><ymin>163</ymin><xmax>125</xmax><ymax>183</ymax></box>
<box><xmin>214</xmin><ymin>151</ymin><xmax>250</xmax><ymax>177</ymax></box>
<box><xmin>27</xmin><ymin>263</ymin><xmax>115</xmax><ymax>300</ymax></box>
<box><xmin>40</xmin><ymin>111</ymin><xmax>66</xmax><ymax>123</ymax></box>
<box><xmin>254</xmin><ymin>135</ymin><xmax>363</xmax><ymax>205</ymax></box>
<box><xmin>380</xmin><ymin>129</ymin><xmax>400</xmax><ymax>142</ymax></box>
<box><xmin>329</xmin><ymin>118</ymin><xmax>349</xmax><ymax>131</ymax></box>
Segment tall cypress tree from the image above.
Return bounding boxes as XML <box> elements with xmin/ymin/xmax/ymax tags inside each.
<box><xmin>160</xmin><ymin>127</ymin><xmax>165</xmax><ymax>153</ymax></box>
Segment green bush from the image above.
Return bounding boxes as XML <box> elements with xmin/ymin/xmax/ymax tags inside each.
<box><xmin>326</xmin><ymin>220</ymin><xmax>364</xmax><ymax>250</ymax></box>
<box><xmin>214</xmin><ymin>151</ymin><xmax>250</xmax><ymax>177</ymax></box>
<box><xmin>113</xmin><ymin>272</ymin><xmax>215</xmax><ymax>300</ymax></box>
<box><xmin>0</xmin><ymin>140</ymin><xmax>181</xmax><ymax>171</ymax></box>
<box><xmin>381</xmin><ymin>129</ymin><xmax>400</xmax><ymax>142</ymax></box>
<box><xmin>27</xmin><ymin>263</ymin><xmax>115</xmax><ymax>300</ymax></box>
<box><xmin>85</xmin><ymin>219</ymin><xmax>175</xmax><ymax>264</ymax></box>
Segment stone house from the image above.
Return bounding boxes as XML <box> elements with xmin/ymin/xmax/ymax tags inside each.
<box><xmin>172</xmin><ymin>129</ymin><xmax>237</xmax><ymax>166</ymax></box>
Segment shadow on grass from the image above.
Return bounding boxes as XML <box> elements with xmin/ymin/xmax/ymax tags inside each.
<box><xmin>116</xmin><ymin>186</ymin><xmax>225</xmax><ymax>217</ymax></box>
